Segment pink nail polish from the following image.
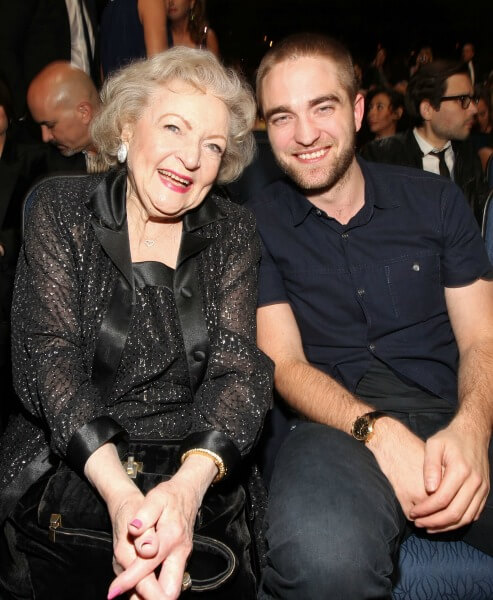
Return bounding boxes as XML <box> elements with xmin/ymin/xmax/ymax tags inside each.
<box><xmin>130</xmin><ymin>518</ymin><xmax>142</xmax><ymax>529</ymax></box>
<box><xmin>107</xmin><ymin>588</ymin><xmax>122</xmax><ymax>600</ymax></box>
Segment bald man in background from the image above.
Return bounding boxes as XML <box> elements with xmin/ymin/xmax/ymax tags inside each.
<box><xmin>27</xmin><ymin>61</ymin><xmax>106</xmax><ymax>173</ymax></box>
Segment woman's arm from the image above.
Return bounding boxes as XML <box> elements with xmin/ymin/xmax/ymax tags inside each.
<box><xmin>12</xmin><ymin>181</ymin><xmax>125</xmax><ymax>470</ymax></box>
<box><xmin>195</xmin><ymin>205</ymin><xmax>274</xmax><ymax>455</ymax></box>
<box><xmin>137</xmin><ymin>0</ymin><xmax>168</xmax><ymax>57</ymax></box>
<box><xmin>206</xmin><ymin>28</ymin><xmax>220</xmax><ymax>57</ymax></box>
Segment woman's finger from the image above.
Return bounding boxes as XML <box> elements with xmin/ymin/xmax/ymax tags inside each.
<box><xmin>129</xmin><ymin>493</ymin><xmax>169</xmax><ymax>536</ymax></box>
<box><xmin>134</xmin><ymin>527</ymin><xmax>159</xmax><ymax>558</ymax></box>
<box><xmin>108</xmin><ymin>553</ymin><xmax>165</xmax><ymax>599</ymax></box>
<box><xmin>157</xmin><ymin>548</ymin><xmax>192</xmax><ymax>599</ymax></box>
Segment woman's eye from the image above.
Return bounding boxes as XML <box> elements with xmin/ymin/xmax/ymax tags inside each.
<box><xmin>164</xmin><ymin>124</ymin><xmax>180</xmax><ymax>133</ymax></box>
<box><xmin>207</xmin><ymin>143</ymin><xmax>223</xmax><ymax>155</ymax></box>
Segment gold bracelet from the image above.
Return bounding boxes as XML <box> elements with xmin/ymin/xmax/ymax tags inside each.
<box><xmin>180</xmin><ymin>448</ymin><xmax>227</xmax><ymax>484</ymax></box>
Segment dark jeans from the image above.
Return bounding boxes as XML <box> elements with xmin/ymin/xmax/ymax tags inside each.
<box><xmin>259</xmin><ymin>414</ymin><xmax>493</xmax><ymax>600</ymax></box>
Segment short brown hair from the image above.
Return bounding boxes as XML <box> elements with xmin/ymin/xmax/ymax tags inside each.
<box><xmin>256</xmin><ymin>33</ymin><xmax>357</xmax><ymax>115</ymax></box>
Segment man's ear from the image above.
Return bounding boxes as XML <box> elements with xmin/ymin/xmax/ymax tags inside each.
<box><xmin>354</xmin><ymin>93</ymin><xmax>365</xmax><ymax>132</ymax></box>
<box><xmin>77</xmin><ymin>101</ymin><xmax>93</xmax><ymax>125</ymax></box>
<box><xmin>419</xmin><ymin>99</ymin><xmax>435</xmax><ymax>122</ymax></box>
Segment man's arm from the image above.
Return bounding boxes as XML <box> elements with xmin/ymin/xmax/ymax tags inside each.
<box><xmin>257</xmin><ymin>302</ymin><xmax>429</xmax><ymax>517</ymax></box>
<box><xmin>410</xmin><ymin>278</ymin><xmax>493</xmax><ymax>531</ymax></box>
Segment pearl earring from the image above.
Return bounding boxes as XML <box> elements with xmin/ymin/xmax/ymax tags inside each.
<box><xmin>117</xmin><ymin>142</ymin><xmax>128</xmax><ymax>163</ymax></box>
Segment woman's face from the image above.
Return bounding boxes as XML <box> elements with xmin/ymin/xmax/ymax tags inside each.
<box><xmin>476</xmin><ymin>98</ymin><xmax>490</xmax><ymax>133</ymax></box>
<box><xmin>124</xmin><ymin>79</ymin><xmax>229</xmax><ymax>221</ymax></box>
<box><xmin>0</xmin><ymin>105</ymin><xmax>8</xmax><ymax>136</ymax></box>
<box><xmin>167</xmin><ymin>0</ymin><xmax>194</xmax><ymax>22</ymax></box>
<box><xmin>367</xmin><ymin>93</ymin><xmax>398</xmax><ymax>138</ymax></box>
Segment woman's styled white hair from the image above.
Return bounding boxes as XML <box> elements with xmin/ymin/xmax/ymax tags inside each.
<box><xmin>91</xmin><ymin>47</ymin><xmax>256</xmax><ymax>183</ymax></box>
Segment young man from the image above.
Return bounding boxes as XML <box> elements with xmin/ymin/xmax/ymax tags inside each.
<box><xmin>361</xmin><ymin>61</ymin><xmax>486</xmax><ymax>223</ymax></box>
<box><xmin>247</xmin><ymin>33</ymin><xmax>493</xmax><ymax>599</ymax></box>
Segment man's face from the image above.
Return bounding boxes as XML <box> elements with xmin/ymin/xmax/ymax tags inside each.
<box><xmin>428</xmin><ymin>74</ymin><xmax>477</xmax><ymax>142</ymax></box>
<box><xmin>28</xmin><ymin>94</ymin><xmax>89</xmax><ymax>156</ymax></box>
<box><xmin>261</xmin><ymin>56</ymin><xmax>363</xmax><ymax>194</ymax></box>
<box><xmin>461</xmin><ymin>44</ymin><xmax>474</xmax><ymax>63</ymax></box>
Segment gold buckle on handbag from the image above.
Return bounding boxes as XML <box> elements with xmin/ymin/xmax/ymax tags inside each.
<box><xmin>122</xmin><ymin>455</ymin><xmax>143</xmax><ymax>479</ymax></box>
<box><xmin>49</xmin><ymin>513</ymin><xmax>62</xmax><ymax>542</ymax></box>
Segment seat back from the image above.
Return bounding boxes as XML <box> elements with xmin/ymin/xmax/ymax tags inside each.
<box><xmin>481</xmin><ymin>189</ymin><xmax>493</xmax><ymax>263</ymax></box>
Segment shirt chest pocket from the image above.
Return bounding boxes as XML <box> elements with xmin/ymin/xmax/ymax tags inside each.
<box><xmin>384</xmin><ymin>254</ymin><xmax>444</xmax><ymax>322</ymax></box>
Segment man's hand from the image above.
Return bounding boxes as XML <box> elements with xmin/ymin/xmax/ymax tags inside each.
<box><xmin>367</xmin><ymin>417</ymin><xmax>429</xmax><ymax>519</ymax></box>
<box><xmin>408</xmin><ymin>419</ymin><xmax>490</xmax><ymax>532</ymax></box>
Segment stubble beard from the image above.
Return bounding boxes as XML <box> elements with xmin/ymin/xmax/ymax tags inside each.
<box><xmin>51</xmin><ymin>141</ymin><xmax>85</xmax><ymax>157</ymax></box>
<box><xmin>431</xmin><ymin>119</ymin><xmax>472</xmax><ymax>142</ymax></box>
<box><xmin>275</xmin><ymin>131</ymin><xmax>356</xmax><ymax>195</ymax></box>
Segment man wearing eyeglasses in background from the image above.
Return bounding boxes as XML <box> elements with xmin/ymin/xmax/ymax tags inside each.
<box><xmin>362</xmin><ymin>61</ymin><xmax>487</xmax><ymax>224</ymax></box>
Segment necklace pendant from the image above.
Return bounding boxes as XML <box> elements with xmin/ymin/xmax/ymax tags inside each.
<box><xmin>144</xmin><ymin>239</ymin><xmax>155</xmax><ymax>247</ymax></box>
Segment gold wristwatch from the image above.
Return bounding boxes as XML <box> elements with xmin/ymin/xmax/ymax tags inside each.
<box><xmin>351</xmin><ymin>411</ymin><xmax>386</xmax><ymax>443</ymax></box>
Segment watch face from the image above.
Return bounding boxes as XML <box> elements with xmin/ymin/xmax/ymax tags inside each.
<box><xmin>353</xmin><ymin>417</ymin><xmax>372</xmax><ymax>441</ymax></box>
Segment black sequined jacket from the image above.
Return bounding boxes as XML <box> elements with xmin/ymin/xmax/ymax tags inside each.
<box><xmin>0</xmin><ymin>168</ymin><xmax>273</xmax><ymax>522</ymax></box>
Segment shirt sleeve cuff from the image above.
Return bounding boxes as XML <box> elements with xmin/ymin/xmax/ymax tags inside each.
<box><xmin>178</xmin><ymin>430</ymin><xmax>241</xmax><ymax>480</ymax></box>
<box><xmin>66</xmin><ymin>416</ymin><xmax>128</xmax><ymax>476</ymax></box>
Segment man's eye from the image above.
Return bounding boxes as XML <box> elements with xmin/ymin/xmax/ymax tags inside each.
<box><xmin>272</xmin><ymin>115</ymin><xmax>289</xmax><ymax>125</ymax></box>
<box><xmin>316</xmin><ymin>105</ymin><xmax>334</xmax><ymax>115</ymax></box>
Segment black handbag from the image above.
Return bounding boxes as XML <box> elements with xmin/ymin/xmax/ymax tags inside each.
<box><xmin>28</xmin><ymin>439</ymin><xmax>257</xmax><ymax>599</ymax></box>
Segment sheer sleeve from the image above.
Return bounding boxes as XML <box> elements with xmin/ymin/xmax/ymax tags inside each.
<box><xmin>11</xmin><ymin>181</ymin><xmax>126</xmax><ymax>472</ymax></box>
<box><xmin>196</xmin><ymin>207</ymin><xmax>274</xmax><ymax>455</ymax></box>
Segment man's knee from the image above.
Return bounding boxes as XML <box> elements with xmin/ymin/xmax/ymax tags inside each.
<box><xmin>262</xmin><ymin>517</ymin><xmax>394</xmax><ymax>599</ymax></box>
<box><xmin>261</xmin><ymin>422</ymin><xmax>400</xmax><ymax>598</ymax></box>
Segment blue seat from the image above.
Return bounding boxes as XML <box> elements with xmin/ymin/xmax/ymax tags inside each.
<box><xmin>393</xmin><ymin>535</ymin><xmax>493</xmax><ymax>599</ymax></box>
<box><xmin>486</xmin><ymin>153</ymin><xmax>493</xmax><ymax>190</ymax></box>
<box><xmin>481</xmin><ymin>190</ymin><xmax>493</xmax><ymax>263</ymax></box>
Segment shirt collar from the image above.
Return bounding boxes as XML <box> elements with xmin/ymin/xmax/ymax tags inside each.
<box><xmin>413</xmin><ymin>127</ymin><xmax>452</xmax><ymax>155</ymax></box>
<box><xmin>287</xmin><ymin>157</ymin><xmax>398</xmax><ymax>227</ymax></box>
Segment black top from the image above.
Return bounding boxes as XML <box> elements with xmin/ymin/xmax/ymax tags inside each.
<box><xmin>0</xmin><ymin>168</ymin><xmax>273</xmax><ymax>521</ymax></box>
<box><xmin>246</xmin><ymin>158</ymin><xmax>492</xmax><ymax>409</ymax></box>
<box><xmin>100</xmin><ymin>0</ymin><xmax>146</xmax><ymax>77</ymax></box>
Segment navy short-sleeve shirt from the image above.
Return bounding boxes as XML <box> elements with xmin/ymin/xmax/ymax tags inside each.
<box><xmin>246</xmin><ymin>159</ymin><xmax>493</xmax><ymax>407</ymax></box>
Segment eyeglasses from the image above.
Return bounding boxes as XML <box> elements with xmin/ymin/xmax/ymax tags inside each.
<box><xmin>439</xmin><ymin>94</ymin><xmax>479</xmax><ymax>109</ymax></box>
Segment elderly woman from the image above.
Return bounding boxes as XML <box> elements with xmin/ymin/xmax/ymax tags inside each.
<box><xmin>0</xmin><ymin>48</ymin><xmax>273</xmax><ymax>600</ymax></box>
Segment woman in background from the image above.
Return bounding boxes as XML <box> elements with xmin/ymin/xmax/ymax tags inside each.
<box><xmin>167</xmin><ymin>0</ymin><xmax>219</xmax><ymax>56</ymax></box>
<box><xmin>100</xmin><ymin>0</ymin><xmax>168</xmax><ymax>77</ymax></box>
<box><xmin>365</xmin><ymin>86</ymin><xmax>405</xmax><ymax>140</ymax></box>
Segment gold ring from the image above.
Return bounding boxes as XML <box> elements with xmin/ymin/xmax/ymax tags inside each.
<box><xmin>181</xmin><ymin>571</ymin><xmax>192</xmax><ymax>592</ymax></box>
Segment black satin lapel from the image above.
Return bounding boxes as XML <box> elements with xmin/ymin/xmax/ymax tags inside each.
<box><xmin>92</xmin><ymin>276</ymin><xmax>134</xmax><ymax>397</ymax></box>
<box><xmin>86</xmin><ymin>168</ymin><xmax>134</xmax><ymax>287</ymax></box>
<box><xmin>176</xmin><ymin>231</ymin><xmax>212</xmax><ymax>268</ymax></box>
<box><xmin>184</xmin><ymin>191</ymin><xmax>226</xmax><ymax>232</ymax></box>
<box><xmin>85</xmin><ymin>167</ymin><xmax>127</xmax><ymax>230</ymax></box>
<box><xmin>91</xmin><ymin>222</ymin><xmax>134</xmax><ymax>288</ymax></box>
<box><xmin>174</xmin><ymin>255</ymin><xmax>210</xmax><ymax>394</ymax></box>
